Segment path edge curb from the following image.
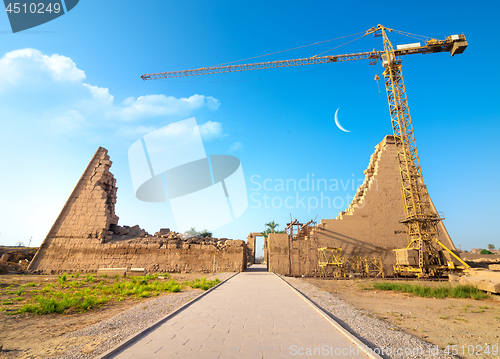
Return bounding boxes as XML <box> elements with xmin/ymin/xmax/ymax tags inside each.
<box><xmin>275</xmin><ymin>274</ymin><xmax>383</xmax><ymax>359</ymax></box>
<box><xmin>96</xmin><ymin>271</ymin><xmax>239</xmax><ymax>359</ymax></box>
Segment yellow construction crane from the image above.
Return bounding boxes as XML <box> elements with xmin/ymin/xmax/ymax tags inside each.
<box><xmin>141</xmin><ymin>24</ymin><xmax>470</xmax><ymax>277</ymax></box>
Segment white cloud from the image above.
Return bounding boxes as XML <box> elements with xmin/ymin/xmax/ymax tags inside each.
<box><xmin>42</xmin><ymin>53</ymin><xmax>86</xmax><ymax>82</ymax></box>
<box><xmin>143</xmin><ymin>118</ymin><xmax>224</xmax><ymax>142</ymax></box>
<box><xmin>0</xmin><ymin>48</ymin><xmax>85</xmax><ymax>88</ymax></box>
<box><xmin>106</xmin><ymin>94</ymin><xmax>220</xmax><ymax>121</ymax></box>
<box><xmin>83</xmin><ymin>83</ymin><xmax>114</xmax><ymax>106</ymax></box>
<box><xmin>198</xmin><ymin>121</ymin><xmax>225</xmax><ymax>140</ymax></box>
<box><xmin>0</xmin><ymin>48</ymin><xmax>222</xmax><ymax>138</ymax></box>
<box><xmin>228</xmin><ymin>141</ymin><xmax>243</xmax><ymax>152</ymax></box>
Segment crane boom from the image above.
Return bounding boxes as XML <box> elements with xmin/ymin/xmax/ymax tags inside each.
<box><xmin>141</xmin><ymin>24</ymin><xmax>469</xmax><ymax>277</ymax></box>
<box><xmin>141</xmin><ymin>32</ymin><xmax>466</xmax><ymax>81</ymax></box>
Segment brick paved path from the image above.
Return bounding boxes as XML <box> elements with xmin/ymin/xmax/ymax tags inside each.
<box><xmin>112</xmin><ymin>265</ymin><xmax>370</xmax><ymax>358</ymax></box>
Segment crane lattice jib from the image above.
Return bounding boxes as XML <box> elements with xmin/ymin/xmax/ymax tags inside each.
<box><xmin>141</xmin><ymin>51</ymin><xmax>381</xmax><ymax>80</ymax></box>
<box><xmin>141</xmin><ymin>34</ymin><xmax>465</xmax><ymax>80</ymax></box>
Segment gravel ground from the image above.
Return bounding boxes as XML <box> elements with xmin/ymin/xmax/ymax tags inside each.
<box><xmin>52</xmin><ymin>272</ymin><xmax>235</xmax><ymax>359</ymax></box>
<box><xmin>283</xmin><ymin>276</ymin><xmax>457</xmax><ymax>359</ymax></box>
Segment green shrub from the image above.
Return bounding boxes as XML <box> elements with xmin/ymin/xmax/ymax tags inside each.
<box><xmin>41</xmin><ymin>284</ymin><xmax>55</xmax><ymax>293</ymax></box>
<box><xmin>186</xmin><ymin>278</ymin><xmax>220</xmax><ymax>290</ymax></box>
<box><xmin>58</xmin><ymin>273</ymin><xmax>68</xmax><ymax>287</ymax></box>
<box><xmin>372</xmin><ymin>282</ymin><xmax>489</xmax><ymax>300</ymax></box>
<box><xmin>15</xmin><ymin>293</ymin><xmax>109</xmax><ymax>314</ymax></box>
<box><xmin>480</xmin><ymin>249</ymin><xmax>493</xmax><ymax>255</ymax></box>
<box><xmin>26</xmin><ymin>282</ymin><xmax>36</xmax><ymax>287</ymax></box>
<box><xmin>15</xmin><ymin>286</ymin><xmax>25</xmax><ymax>296</ymax></box>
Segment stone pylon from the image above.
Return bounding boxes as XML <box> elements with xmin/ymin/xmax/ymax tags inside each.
<box><xmin>268</xmin><ymin>135</ymin><xmax>458</xmax><ymax>276</ymax></box>
<box><xmin>28</xmin><ymin>147</ymin><xmax>118</xmax><ymax>272</ymax></box>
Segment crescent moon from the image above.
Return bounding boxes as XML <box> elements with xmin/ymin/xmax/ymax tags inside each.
<box><xmin>335</xmin><ymin>108</ymin><xmax>351</xmax><ymax>133</ymax></box>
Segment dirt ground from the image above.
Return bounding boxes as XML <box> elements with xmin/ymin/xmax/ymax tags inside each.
<box><xmin>0</xmin><ymin>272</ymin><xmax>219</xmax><ymax>358</ymax></box>
<box><xmin>302</xmin><ymin>278</ymin><xmax>500</xmax><ymax>357</ymax></box>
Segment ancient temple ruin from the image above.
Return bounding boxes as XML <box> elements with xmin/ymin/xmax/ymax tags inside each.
<box><xmin>28</xmin><ymin>147</ymin><xmax>247</xmax><ymax>274</ymax></box>
<box><xmin>267</xmin><ymin>135</ymin><xmax>460</xmax><ymax>276</ymax></box>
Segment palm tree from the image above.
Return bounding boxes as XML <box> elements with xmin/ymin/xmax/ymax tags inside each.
<box><xmin>200</xmin><ymin>229</ymin><xmax>212</xmax><ymax>238</ymax></box>
<box><xmin>265</xmin><ymin>221</ymin><xmax>279</xmax><ymax>233</ymax></box>
<box><xmin>185</xmin><ymin>227</ymin><xmax>199</xmax><ymax>237</ymax></box>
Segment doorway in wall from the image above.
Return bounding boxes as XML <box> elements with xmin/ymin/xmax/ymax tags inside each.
<box><xmin>255</xmin><ymin>236</ymin><xmax>265</xmax><ymax>264</ymax></box>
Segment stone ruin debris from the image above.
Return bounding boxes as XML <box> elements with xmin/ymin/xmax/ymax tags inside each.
<box><xmin>28</xmin><ymin>147</ymin><xmax>247</xmax><ymax>274</ymax></box>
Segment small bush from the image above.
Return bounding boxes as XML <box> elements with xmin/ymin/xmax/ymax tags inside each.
<box><xmin>26</xmin><ymin>282</ymin><xmax>36</xmax><ymax>287</ymax></box>
<box><xmin>186</xmin><ymin>278</ymin><xmax>220</xmax><ymax>290</ymax></box>
<box><xmin>372</xmin><ymin>282</ymin><xmax>489</xmax><ymax>300</ymax></box>
<box><xmin>58</xmin><ymin>273</ymin><xmax>68</xmax><ymax>287</ymax></box>
<box><xmin>480</xmin><ymin>249</ymin><xmax>493</xmax><ymax>255</ymax></box>
<box><xmin>41</xmin><ymin>284</ymin><xmax>55</xmax><ymax>293</ymax></box>
<box><xmin>85</xmin><ymin>274</ymin><xmax>95</xmax><ymax>283</ymax></box>
<box><xmin>15</xmin><ymin>286</ymin><xmax>25</xmax><ymax>296</ymax></box>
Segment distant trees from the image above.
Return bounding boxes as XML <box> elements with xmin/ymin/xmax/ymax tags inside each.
<box><xmin>15</xmin><ymin>241</ymin><xmax>24</xmax><ymax>247</ymax></box>
<box><xmin>200</xmin><ymin>229</ymin><xmax>212</xmax><ymax>238</ymax></box>
<box><xmin>488</xmin><ymin>244</ymin><xmax>495</xmax><ymax>250</ymax></box>
<box><xmin>480</xmin><ymin>249</ymin><xmax>493</xmax><ymax>255</ymax></box>
<box><xmin>185</xmin><ymin>227</ymin><xmax>199</xmax><ymax>237</ymax></box>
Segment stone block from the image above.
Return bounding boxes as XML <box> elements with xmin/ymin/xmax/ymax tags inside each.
<box><xmin>469</xmin><ymin>268</ymin><xmax>500</xmax><ymax>281</ymax></box>
<box><xmin>0</xmin><ymin>254</ymin><xmax>10</xmax><ymax>263</ymax></box>
<box><xmin>227</xmin><ymin>239</ymin><xmax>244</xmax><ymax>247</ymax></box>
<box><xmin>459</xmin><ymin>276</ymin><xmax>500</xmax><ymax>294</ymax></box>
<box><xmin>97</xmin><ymin>268</ymin><xmax>127</xmax><ymax>277</ymax></box>
<box><xmin>128</xmin><ymin>268</ymin><xmax>146</xmax><ymax>276</ymax></box>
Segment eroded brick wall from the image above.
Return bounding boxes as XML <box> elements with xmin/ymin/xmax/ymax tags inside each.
<box><xmin>28</xmin><ymin>147</ymin><xmax>247</xmax><ymax>274</ymax></box>
<box><xmin>268</xmin><ymin>135</ymin><xmax>459</xmax><ymax>276</ymax></box>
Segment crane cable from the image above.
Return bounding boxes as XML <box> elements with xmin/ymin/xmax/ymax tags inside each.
<box><xmin>217</xmin><ymin>31</ymin><xmax>366</xmax><ymax>66</ymax></box>
<box><xmin>312</xmin><ymin>34</ymin><xmax>367</xmax><ymax>57</ymax></box>
<box><xmin>391</xmin><ymin>29</ymin><xmax>433</xmax><ymax>41</ymax></box>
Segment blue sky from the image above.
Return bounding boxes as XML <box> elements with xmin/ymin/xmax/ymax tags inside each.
<box><xmin>0</xmin><ymin>1</ymin><xmax>498</xmax><ymax>254</ymax></box>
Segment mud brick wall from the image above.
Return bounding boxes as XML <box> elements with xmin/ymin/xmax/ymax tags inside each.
<box><xmin>29</xmin><ymin>237</ymin><xmax>247</xmax><ymax>274</ymax></box>
<box><xmin>28</xmin><ymin>147</ymin><xmax>247</xmax><ymax>274</ymax></box>
<box><xmin>267</xmin><ymin>233</ymin><xmax>290</xmax><ymax>274</ymax></box>
<box><xmin>268</xmin><ymin>135</ymin><xmax>458</xmax><ymax>276</ymax></box>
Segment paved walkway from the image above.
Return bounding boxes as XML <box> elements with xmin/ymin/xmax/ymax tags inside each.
<box><xmin>113</xmin><ymin>265</ymin><xmax>369</xmax><ymax>358</ymax></box>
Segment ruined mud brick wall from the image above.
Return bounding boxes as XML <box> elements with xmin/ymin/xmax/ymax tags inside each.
<box><xmin>268</xmin><ymin>135</ymin><xmax>459</xmax><ymax>276</ymax></box>
<box><xmin>268</xmin><ymin>233</ymin><xmax>290</xmax><ymax>274</ymax></box>
<box><xmin>28</xmin><ymin>147</ymin><xmax>247</xmax><ymax>274</ymax></box>
<box><xmin>29</xmin><ymin>236</ymin><xmax>247</xmax><ymax>274</ymax></box>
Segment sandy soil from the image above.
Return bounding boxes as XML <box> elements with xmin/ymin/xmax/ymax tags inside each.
<box><xmin>301</xmin><ymin>278</ymin><xmax>500</xmax><ymax>358</ymax></box>
<box><xmin>0</xmin><ymin>273</ymin><xmax>221</xmax><ymax>358</ymax></box>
